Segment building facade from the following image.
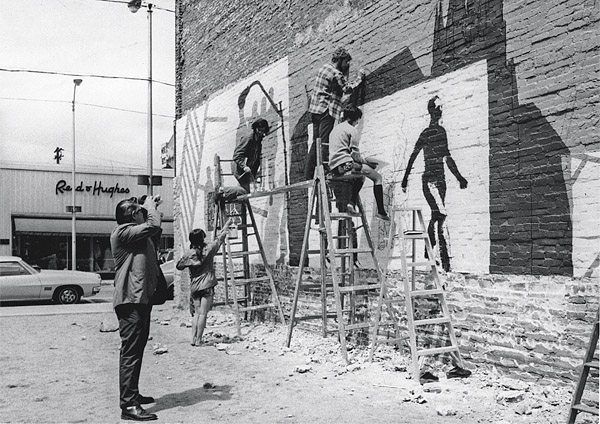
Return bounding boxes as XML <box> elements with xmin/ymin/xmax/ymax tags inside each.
<box><xmin>0</xmin><ymin>163</ymin><xmax>174</xmax><ymax>276</ymax></box>
<box><xmin>174</xmin><ymin>0</ymin><xmax>599</xmax><ymax>381</ymax></box>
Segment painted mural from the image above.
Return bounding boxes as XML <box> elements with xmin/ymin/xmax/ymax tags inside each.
<box><xmin>176</xmin><ymin>0</ymin><xmax>599</xmax><ymax>278</ymax></box>
<box><xmin>175</xmin><ymin>59</ymin><xmax>290</xmax><ymax>264</ymax></box>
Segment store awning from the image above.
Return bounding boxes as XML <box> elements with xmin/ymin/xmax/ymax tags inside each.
<box><xmin>13</xmin><ymin>217</ymin><xmax>174</xmax><ymax>236</ymax></box>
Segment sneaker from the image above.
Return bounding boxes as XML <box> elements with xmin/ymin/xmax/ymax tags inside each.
<box><xmin>446</xmin><ymin>366</ymin><xmax>471</xmax><ymax>379</ymax></box>
<box><xmin>419</xmin><ymin>371</ymin><xmax>439</xmax><ymax>385</ymax></box>
<box><xmin>376</xmin><ymin>213</ymin><xmax>390</xmax><ymax>222</ymax></box>
<box><xmin>346</xmin><ymin>203</ymin><xmax>358</xmax><ymax>214</ymax></box>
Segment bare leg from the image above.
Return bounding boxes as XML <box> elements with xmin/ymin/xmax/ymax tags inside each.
<box><xmin>192</xmin><ymin>295</ymin><xmax>213</xmax><ymax>346</ymax></box>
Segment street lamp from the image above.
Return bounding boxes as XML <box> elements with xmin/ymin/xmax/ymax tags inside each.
<box><xmin>71</xmin><ymin>78</ymin><xmax>82</xmax><ymax>271</ymax></box>
<box><xmin>128</xmin><ymin>0</ymin><xmax>154</xmax><ymax>196</ymax></box>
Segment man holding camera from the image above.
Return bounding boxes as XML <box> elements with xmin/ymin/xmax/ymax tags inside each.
<box><xmin>111</xmin><ymin>195</ymin><xmax>163</xmax><ymax>421</ymax></box>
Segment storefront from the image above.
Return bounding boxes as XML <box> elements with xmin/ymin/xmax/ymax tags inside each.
<box><xmin>0</xmin><ymin>163</ymin><xmax>174</xmax><ymax>277</ymax></box>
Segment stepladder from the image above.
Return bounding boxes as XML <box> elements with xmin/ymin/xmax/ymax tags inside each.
<box><xmin>212</xmin><ymin>155</ymin><xmax>286</xmax><ymax>336</ymax></box>
<box><xmin>369</xmin><ymin>207</ymin><xmax>466</xmax><ymax>381</ymax></box>
<box><xmin>285</xmin><ymin>144</ymin><xmax>387</xmax><ymax>364</ymax></box>
<box><xmin>567</xmin><ymin>309</ymin><xmax>599</xmax><ymax>423</ymax></box>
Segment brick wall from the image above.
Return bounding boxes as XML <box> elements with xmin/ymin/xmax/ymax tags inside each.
<box><xmin>175</xmin><ymin>0</ymin><xmax>600</xmax><ymax>382</ymax></box>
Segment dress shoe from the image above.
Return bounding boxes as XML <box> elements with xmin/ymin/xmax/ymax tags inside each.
<box><xmin>419</xmin><ymin>371</ymin><xmax>439</xmax><ymax>385</ymax></box>
<box><xmin>121</xmin><ymin>405</ymin><xmax>157</xmax><ymax>421</ymax></box>
<box><xmin>446</xmin><ymin>366</ymin><xmax>472</xmax><ymax>379</ymax></box>
<box><xmin>137</xmin><ymin>395</ymin><xmax>155</xmax><ymax>404</ymax></box>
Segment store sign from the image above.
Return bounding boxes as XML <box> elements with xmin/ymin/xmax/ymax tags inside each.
<box><xmin>55</xmin><ymin>179</ymin><xmax>131</xmax><ymax>198</ymax></box>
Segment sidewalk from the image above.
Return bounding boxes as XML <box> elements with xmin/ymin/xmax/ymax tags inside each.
<box><xmin>0</xmin><ymin>304</ymin><xmax>573</xmax><ymax>423</ymax></box>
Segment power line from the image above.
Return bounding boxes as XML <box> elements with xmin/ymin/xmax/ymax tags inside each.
<box><xmin>0</xmin><ymin>96</ymin><xmax>175</xmax><ymax>119</ymax></box>
<box><xmin>0</xmin><ymin>67</ymin><xmax>175</xmax><ymax>88</ymax></box>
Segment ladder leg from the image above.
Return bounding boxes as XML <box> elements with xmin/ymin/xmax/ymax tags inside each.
<box><xmin>319</xmin><ymin>177</ymin><xmax>349</xmax><ymax>363</ymax></box>
<box><xmin>245</xmin><ymin>202</ymin><xmax>286</xmax><ymax>326</ymax></box>
<box><xmin>286</xmin><ymin>181</ymin><xmax>318</xmax><ymax>347</ymax></box>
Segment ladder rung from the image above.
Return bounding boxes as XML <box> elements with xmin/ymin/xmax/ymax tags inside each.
<box><xmin>380</xmin><ymin>298</ymin><xmax>404</xmax><ymax>304</ymax></box>
<box><xmin>571</xmin><ymin>404</ymin><xmax>599</xmax><ymax>415</ymax></box>
<box><xmin>330</xmin><ymin>213</ymin><xmax>360</xmax><ymax>219</ymax></box>
<box><xmin>307</xmin><ymin>249</ymin><xmax>322</xmax><ymax>255</ymax></box>
<box><xmin>231</xmin><ymin>277</ymin><xmax>271</xmax><ymax>285</ymax></box>
<box><xmin>338</xmin><ymin>283</ymin><xmax>381</xmax><ymax>292</ymax></box>
<box><xmin>403</xmin><ymin>233</ymin><xmax>428</xmax><ymax>240</ymax></box>
<box><xmin>410</xmin><ymin>289</ymin><xmax>445</xmax><ymax>297</ymax></box>
<box><xmin>230</xmin><ymin>250</ymin><xmax>263</xmax><ymax>258</ymax></box>
<box><xmin>343</xmin><ymin>322</ymin><xmax>372</xmax><ymax>331</ymax></box>
<box><xmin>585</xmin><ymin>360</ymin><xmax>599</xmax><ymax>369</ymax></box>
<box><xmin>374</xmin><ymin>336</ymin><xmax>409</xmax><ymax>344</ymax></box>
<box><xmin>294</xmin><ymin>313</ymin><xmax>337</xmax><ymax>321</ymax></box>
<box><xmin>406</xmin><ymin>260</ymin><xmax>437</xmax><ymax>267</ymax></box>
<box><xmin>417</xmin><ymin>345</ymin><xmax>460</xmax><ymax>356</ymax></box>
<box><xmin>413</xmin><ymin>317</ymin><xmax>451</xmax><ymax>326</ymax></box>
<box><xmin>238</xmin><ymin>303</ymin><xmax>275</xmax><ymax>312</ymax></box>
<box><xmin>334</xmin><ymin>248</ymin><xmax>372</xmax><ymax>255</ymax></box>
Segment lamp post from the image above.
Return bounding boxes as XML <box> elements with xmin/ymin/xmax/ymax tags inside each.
<box><xmin>71</xmin><ymin>78</ymin><xmax>82</xmax><ymax>270</ymax></box>
<box><xmin>128</xmin><ymin>0</ymin><xmax>154</xmax><ymax>196</ymax></box>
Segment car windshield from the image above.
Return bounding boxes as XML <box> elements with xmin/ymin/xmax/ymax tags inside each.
<box><xmin>21</xmin><ymin>260</ymin><xmax>39</xmax><ymax>274</ymax></box>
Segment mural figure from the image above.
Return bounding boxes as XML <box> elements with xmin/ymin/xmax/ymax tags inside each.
<box><xmin>401</xmin><ymin>96</ymin><xmax>468</xmax><ymax>272</ymax></box>
<box><xmin>305</xmin><ymin>47</ymin><xmax>365</xmax><ymax>179</ymax></box>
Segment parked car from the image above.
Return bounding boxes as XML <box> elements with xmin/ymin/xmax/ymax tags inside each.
<box><xmin>0</xmin><ymin>256</ymin><xmax>102</xmax><ymax>304</ymax></box>
<box><xmin>160</xmin><ymin>253</ymin><xmax>175</xmax><ymax>300</ymax></box>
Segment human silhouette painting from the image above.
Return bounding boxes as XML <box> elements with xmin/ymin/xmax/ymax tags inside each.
<box><xmin>401</xmin><ymin>96</ymin><xmax>468</xmax><ymax>272</ymax></box>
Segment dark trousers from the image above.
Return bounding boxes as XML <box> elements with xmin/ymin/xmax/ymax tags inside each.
<box><xmin>305</xmin><ymin>111</ymin><xmax>335</xmax><ymax>180</ymax></box>
<box><xmin>115</xmin><ymin>303</ymin><xmax>152</xmax><ymax>409</ymax></box>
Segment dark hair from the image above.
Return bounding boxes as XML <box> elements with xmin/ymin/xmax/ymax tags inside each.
<box><xmin>428</xmin><ymin>96</ymin><xmax>442</xmax><ymax>117</ymax></box>
<box><xmin>189</xmin><ymin>228</ymin><xmax>207</xmax><ymax>261</ymax></box>
<box><xmin>332</xmin><ymin>47</ymin><xmax>352</xmax><ymax>63</ymax></box>
<box><xmin>115</xmin><ymin>199</ymin><xmax>139</xmax><ymax>224</ymax></box>
<box><xmin>342</xmin><ymin>105</ymin><xmax>363</xmax><ymax>122</ymax></box>
<box><xmin>252</xmin><ymin>118</ymin><xmax>270</xmax><ymax>133</ymax></box>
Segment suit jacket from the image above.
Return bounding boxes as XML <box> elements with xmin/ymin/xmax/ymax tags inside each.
<box><xmin>111</xmin><ymin>209</ymin><xmax>162</xmax><ymax>308</ymax></box>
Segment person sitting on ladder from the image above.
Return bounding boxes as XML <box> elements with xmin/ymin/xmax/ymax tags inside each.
<box><xmin>231</xmin><ymin>118</ymin><xmax>270</xmax><ymax>194</ymax></box>
<box><xmin>328</xmin><ymin>104</ymin><xmax>390</xmax><ymax>221</ymax></box>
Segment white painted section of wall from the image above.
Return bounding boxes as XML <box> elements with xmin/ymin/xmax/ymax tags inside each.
<box><xmin>570</xmin><ymin>153</ymin><xmax>600</xmax><ymax>277</ymax></box>
<box><xmin>176</xmin><ymin>58</ymin><xmax>290</xmax><ymax>264</ymax></box>
<box><xmin>358</xmin><ymin>59</ymin><xmax>490</xmax><ymax>273</ymax></box>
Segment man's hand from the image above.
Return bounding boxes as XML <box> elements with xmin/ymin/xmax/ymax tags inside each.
<box><xmin>243</xmin><ymin>166</ymin><xmax>251</xmax><ymax>174</ymax></box>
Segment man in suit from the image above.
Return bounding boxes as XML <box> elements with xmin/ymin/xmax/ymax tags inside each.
<box><xmin>111</xmin><ymin>195</ymin><xmax>163</xmax><ymax>421</ymax></box>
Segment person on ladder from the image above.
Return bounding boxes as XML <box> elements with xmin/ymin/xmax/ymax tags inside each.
<box><xmin>329</xmin><ymin>104</ymin><xmax>390</xmax><ymax>221</ymax></box>
<box><xmin>215</xmin><ymin>118</ymin><xmax>271</xmax><ymax>204</ymax></box>
<box><xmin>304</xmin><ymin>47</ymin><xmax>365</xmax><ymax>180</ymax></box>
<box><xmin>401</xmin><ymin>96</ymin><xmax>468</xmax><ymax>272</ymax></box>
<box><xmin>176</xmin><ymin>219</ymin><xmax>232</xmax><ymax>346</ymax></box>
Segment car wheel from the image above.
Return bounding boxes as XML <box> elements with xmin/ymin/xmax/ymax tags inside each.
<box><xmin>55</xmin><ymin>287</ymin><xmax>81</xmax><ymax>304</ymax></box>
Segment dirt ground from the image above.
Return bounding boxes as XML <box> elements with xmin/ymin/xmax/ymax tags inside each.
<box><xmin>0</xmin><ymin>301</ymin><xmax>586</xmax><ymax>424</ymax></box>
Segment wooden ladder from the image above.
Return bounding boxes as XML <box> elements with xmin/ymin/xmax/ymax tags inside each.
<box><xmin>567</xmin><ymin>309</ymin><xmax>599</xmax><ymax>423</ymax></box>
<box><xmin>369</xmin><ymin>207</ymin><xmax>464</xmax><ymax>380</ymax></box>
<box><xmin>213</xmin><ymin>156</ymin><xmax>286</xmax><ymax>336</ymax></box>
<box><xmin>286</xmin><ymin>138</ymin><xmax>386</xmax><ymax>364</ymax></box>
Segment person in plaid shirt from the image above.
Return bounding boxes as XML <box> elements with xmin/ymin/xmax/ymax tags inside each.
<box><xmin>304</xmin><ymin>47</ymin><xmax>365</xmax><ymax>180</ymax></box>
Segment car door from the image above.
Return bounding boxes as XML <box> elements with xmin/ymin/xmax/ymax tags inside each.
<box><xmin>0</xmin><ymin>261</ymin><xmax>42</xmax><ymax>301</ymax></box>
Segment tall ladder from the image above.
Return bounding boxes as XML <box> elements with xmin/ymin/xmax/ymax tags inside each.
<box><xmin>213</xmin><ymin>155</ymin><xmax>286</xmax><ymax>335</ymax></box>
<box><xmin>286</xmin><ymin>138</ymin><xmax>386</xmax><ymax>364</ymax></box>
<box><xmin>567</xmin><ymin>309</ymin><xmax>599</xmax><ymax>423</ymax></box>
<box><xmin>369</xmin><ymin>207</ymin><xmax>465</xmax><ymax>380</ymax></box>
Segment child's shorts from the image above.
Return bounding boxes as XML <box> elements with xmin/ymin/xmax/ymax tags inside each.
<box><xmin>191</xmin><ymin>286</ymin><xmax>215</xmax><ymax>300</ymax></box>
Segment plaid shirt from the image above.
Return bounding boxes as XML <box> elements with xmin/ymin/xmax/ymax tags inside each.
<box><xmin>308</xmin><ymin>63</ymin><xmax>358</xmax><ymax>121</ymax></box>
